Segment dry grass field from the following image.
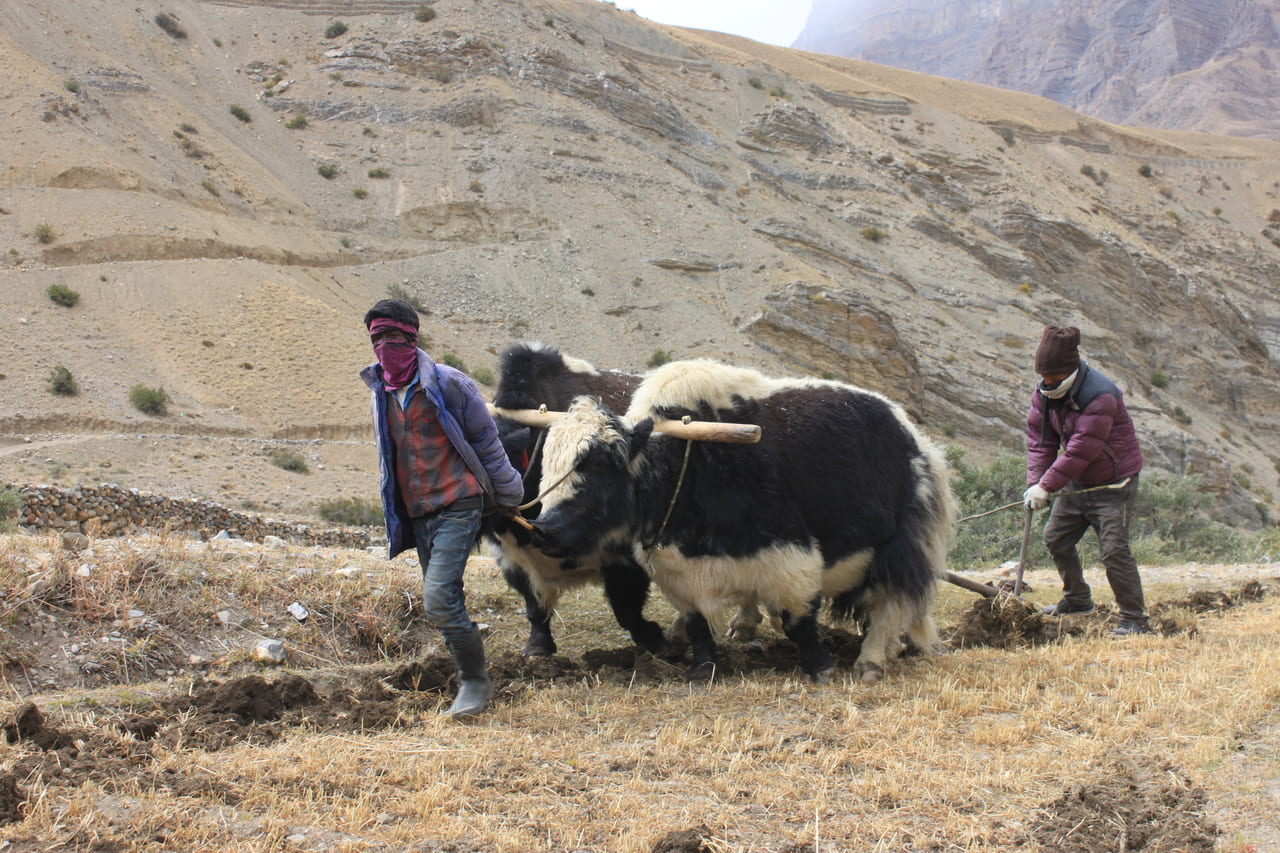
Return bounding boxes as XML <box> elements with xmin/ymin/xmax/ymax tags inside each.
<box><xmin>1</xmin><ymin>531</ymin><xmax>1278</xmax><ymax>852</ymax></box>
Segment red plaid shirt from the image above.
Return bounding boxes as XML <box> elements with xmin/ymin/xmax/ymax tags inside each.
<box><xmin>385</xmin><ymin>384</ymin><xmax>481</xmax><ymax>516</ymax></box>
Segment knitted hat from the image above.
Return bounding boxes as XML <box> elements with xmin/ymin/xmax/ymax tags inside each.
<box><xmin>1034</xmin><ymin>325</ymin><xmax>1080</xmax><ymax>374</ymax></box>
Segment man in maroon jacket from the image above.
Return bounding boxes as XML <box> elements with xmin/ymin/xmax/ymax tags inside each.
<box><xmin>1024</xmin><ymin>325</ymin><xmax>1152</xmax><ymax>636</ymax></box>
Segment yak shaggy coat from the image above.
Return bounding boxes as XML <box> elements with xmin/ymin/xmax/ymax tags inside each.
<box><xmin>535</xmin><ymin>359</ymin><xmax>955</xmax><ymax>681</ymax></box>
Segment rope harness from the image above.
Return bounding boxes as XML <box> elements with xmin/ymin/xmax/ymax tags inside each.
<box><xmin>642</xmin><ymin>436</ymin><xmax>694</xmax><ymax>557</ymax></box>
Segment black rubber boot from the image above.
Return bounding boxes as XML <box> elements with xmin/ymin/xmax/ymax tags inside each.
<box><xmin>446</xmin><ymin>629</ymin><xmax>492</xmax><ymax>718</ymax></box>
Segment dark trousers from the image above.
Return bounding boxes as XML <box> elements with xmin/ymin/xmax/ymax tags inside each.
<box><xmin>1043</xmin><ymin>476</ymin><xmax>1146</xmax><ymax>620</ymax></box>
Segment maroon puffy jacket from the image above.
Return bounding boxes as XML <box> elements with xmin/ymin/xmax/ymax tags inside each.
<box><xmin>1026</xmin><ymin>363</ymin><xmax>1143</xmax><ymax>492</ymax></box>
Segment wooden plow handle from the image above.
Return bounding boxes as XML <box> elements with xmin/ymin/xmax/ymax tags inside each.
<box><xmin>487</xmin><ymin>404</ymin><xmax>762</xmax><ymax>444</ymax></box>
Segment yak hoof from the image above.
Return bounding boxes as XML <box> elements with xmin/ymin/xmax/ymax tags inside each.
<box><xmin>808</xmin><ymin>666</ymin><xmax>835</xmax><ymax>685</ymax></box>
<box><xmin>686</xmin><ymin>661</ymin><xmax>718</xmax><ymax>683</ymax></box>
<box><xmin>521</xmin><ymin>638</ymin><xmax>557</xmax><ymax>658</ymax></box>
<box><xmin>855</xmin><ymin>662</ymin><xmax>884</xmax><ymax>684</ymax></box>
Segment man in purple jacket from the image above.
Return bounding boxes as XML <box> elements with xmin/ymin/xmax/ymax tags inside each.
<box><xmin>361</xmin><ymin>299</ymin><xmax>525</xmax><ymax>715</ymax></box>
<box><xmin>1023</xmin><ymin>325</ymin><xmax>1152</xmax><ymax>636</ymax></box>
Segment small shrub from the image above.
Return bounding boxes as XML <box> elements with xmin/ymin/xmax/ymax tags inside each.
<box><xmin>201</xmin><ymin>179</ymin><xmax>220</xmax><ymax>196</ymax></box>
<box><xmin>128</xmin><ymin>384</ymin><xmax>169</xmax><ymax>415</ymax></box>
<box><xmin>317</xmin><ymin>496</ymin><xmax>382</xmax><ymax>527</ymax></box>
<box><xmin>543</xmin><ymin>15</ymin><xmax>555</xmax><ymax>26</ymax></box>
<box><xmin>441</xmin><ymin>353</ymin><xmax>465</xmax><ymax>371</ymax></box>
<box><xmin>33</xmin><ymin>222</ymin><xmax>55</xmax><ymax>244</ymax></box>
<box><xmin>1138</xmin><ymin>164</ymin><xmax>1153</xmax><ymax>178</ymax></box>
<box><xmin>325</xmin><ymin>21</ymin><xmax>348</xmax><ymax>39</ymax></box>
<box><xmin>432</xmin><ymin>67</ymin><xmax>453</xmax><ymax>83</ymax></box>
<box><xmin>747</xmin><ymin>77</ymin><xmax>763</xmax><ymax>90</ymax></box>
<box><xmin>367</xmin><ymin>167</ymin><xmax>390</xmax><ymax>178</ymax></box>
<box><xmin>647</xmin><ymin>349</ymin><xmax>671</xmax><ymax>368</ymax></box>
<box><xmin>1150</xmin><ymin>369</ymin><xmax>1170</xmax><ymax>389</ymax></box>
<box><xmin>64</xmin><ymin>79</ymin><xmax>80</xmax><ymax>94</ymax></box>
<box><xmin>860</xmin><ymin>226</ymin><xmax>887</xmax><ymax>242</ymax></box>
<box><xmin>468</xmin><ymin>179</ymin><xmax>482</xmax><ymax>193</ymax></box>
<box><xmin>285</xmin><ymin>114</ymin><xmax>308</xmax><ymax>129</ymax></box>
<box><xmin>318</xmin><ymin>164</ymin><xmax>339</xmax><ymax>179</ymax></box>
<box><xmin>471</xmin><ymin>367</ymin><xmax>495</xmax><ymax>386</ymax></box>
<box><xmin>269</xmin><ymin>449</ymin><xmax>309</xmax><ymax>474</ymax></box>
<box><xmin>48</xmin><ymin>365</ymin><xmax>78</xmax><ymax>396</ymax></box>
<box><xmin>386</xmin><ymin>282</ymin><xmax>427</xmax><ymax>313</ymax></box>
<box><xmin>415</xmin><ymin>5</ymin><xmax>437</xmax><ymax>23</ymax></box>
<box><xmin>180</xmin><ymin>123</ymin><xmax>198</xmax><ymax>134</ymax></box>
<box><xmin>767</xmin><ymin>86</ymin><xmax>787</xmax><ymax>99</ymax></box>
<box><xmin>581</xmin><ymin>287</ymin><xmax>595</xmax><ymax>296</ymax></box>
<box><xmin>0</xmin><ymin>486</ymin><xmax>21</xmax><ymax>531</ymax></box>
<box><xmin>229</xmin><ymin>105</ymin><xmax>251</xmax><ymax>123</ymax></box>
<box><xmin>47</xmin><ymin>283</ymin><xmax>80</xmax><ymax>307</ymax></box>
<box><xmin>353</xmin><ymin>187</ymin><xmax>368</xmax><ymax>199</ymax></box>
<box><xmin>1080</xmin><ymin>164</ymin><xmax>1106</xmax><ymax>185</ymax></box>
<box><xmin>154</xmin><ymin>13</ymin><xmax>188</xmax><ymax>39</ymax></box>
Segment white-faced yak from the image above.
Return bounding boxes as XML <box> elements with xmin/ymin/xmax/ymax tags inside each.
<box><xmin>528</xmin><ymin>359</ymin><xmax>954</xmax><ymax>683</ymax></box>
<box><xmin>487</xmin><ymin>343</ymin><xmax>667</xmax><ymax>657</ymax></box>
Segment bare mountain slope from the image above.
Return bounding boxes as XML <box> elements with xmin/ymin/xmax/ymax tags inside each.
<box><xmin>1</xmin><ymin>0</ymin><xmax>1278</xmax><ymax>524</ymax></box>
<box><xmin>794</xmin><ymin>0</ymin><xmax>1280</xmax><ymax>140</ymax></box>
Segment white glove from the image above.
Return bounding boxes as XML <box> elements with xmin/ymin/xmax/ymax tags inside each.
<box><xmin>1023</xmin><ymin>484</ymin><xmax>1050</xmax><ymax>510</ymax></box>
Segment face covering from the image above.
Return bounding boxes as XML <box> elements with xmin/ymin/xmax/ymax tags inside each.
<box><xmin>1039</xmin><ymin>368</ymin><xmax>1079</xmax><ymax>400</ymax></box>
<box><xmin>368</xmin><ymin>318</ymin><xmax>419</xmax><ymax>390</ymax></box>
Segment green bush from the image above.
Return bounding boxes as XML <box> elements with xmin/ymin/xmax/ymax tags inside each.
<box><xmin>285</xmin><ymin>114</ymin><xmax>308</xmax><ymax>129</ymax></box>
<box><xmin>33</xmin><ymin>223</ymin><xmax>55</xmax><ymax>245</ymax></box>
<box><xmin>155</xmin><ymin>13</ymin><xmax>188</xmax><ymax>39</ymax></box>
<box><xmin>269</xmin><ymin>449</ymin><xmax>309</xmax><ymax>474</ymax></box>
<box><xmin>325</xmin><ymin>21</ymin><xmax>348</xmax><ymax>39</ymax></box>
<box><xmin>317</xmin><ymin>496</ymin><xmax>382</xmax><ymax>527</ymax></box>
<box><xmin>1150</xmin><ymin>369</ymin><xmax>1169</xmax><ymax>389</ymax></box>
<box><xmin>470</xmin><ymin>367</ymin><xmax>495</xmax><ymax>386</ymax></box>
<box><xmin>1138</xmin><ymin>164</ymin><xmax>1153</xmax><ymax>178</ymax></box>
<box><xmin>860</xmin><ymin>227</ymin><xmax>887</xmax><ymax>242</ymax></box>
<box><xmin>0</xmin><ymin>486</ymin><xmax>21</xmax><ymax>532</ymax></box>
<box><xmin>415</xmin><ymin>5</ymin><xmax>436</xmax><ymax>22</ymax></box>
<box><xmin>128</xmin><ymin>384</ymin><xmax>169</xmax><ymax>415</ymax></box>
<box><xmin>647</xmin><ymin>349</ymin><xmax>671</xmax><ymax>368</ymax></box>
<box><xmin>747</xmin><ymin>77</ymin><xmax>764</xmax><ymax>90</ymax></box>
<box><xmin>318</xmin><ymin>164</ymin><xmax>339</xmax><ymax>179</ymax></box>
<box><xmin>229</xmin><ymin>105</ymin><xmax>251</xmax><ymax>123</ymax></box>
<box><xmin>48</xmin><ymin>365</ymin><xmax>78</xmax><ymax>396</ymax></box>
<box><xmin>64</xmin><ymin>79</ymin><xmax>80</xmax><ymax>94</ymax></box>
<box><xmin>367</xmin><ymin>167</ymin><xmax>390</xmax><ymax>178</ymax></box>
<box><xmin>47</xmin><ymin>283</ymin><xmax>79</xmax><ymax>307</ymax></box>
<box><xmin>441</xmin><ymin>353</ymin><xmax>465</xmax><ymax>371</ymax></box>
<box><xmin>353</xmin><ymin>187</ymin><xmax>368</xmax><ymax>199</ymax></box>
<box><xmin>946</xmin><ymin>447</ymin><xmax>1263</xmax><ymax>569</ymax></box>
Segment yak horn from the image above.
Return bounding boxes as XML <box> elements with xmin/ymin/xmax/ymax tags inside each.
<box><xmin>488</xmin><ymin>404</ymin><xmax>762</xmax><ymax>444</ymax></box>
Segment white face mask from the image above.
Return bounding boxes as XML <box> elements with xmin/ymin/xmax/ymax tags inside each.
<box><xmin>1039</xmin><ymin>368</ymin><xmax>1078</xmax><ymax>399</ymax></box>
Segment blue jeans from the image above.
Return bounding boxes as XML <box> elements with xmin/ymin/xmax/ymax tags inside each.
<box><xmin>410</xmin><ymin>505</ymin><xmax>483</xmax><ymax>644</ymax></box>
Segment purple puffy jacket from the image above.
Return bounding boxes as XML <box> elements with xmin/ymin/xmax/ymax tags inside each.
<box><xmin>1026</xmin><ymin>363</ymin><xmax>1143</xmax><ymax>492</ymax></box>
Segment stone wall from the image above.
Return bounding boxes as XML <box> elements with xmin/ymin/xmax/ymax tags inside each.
<box><xmin>9</xmin><ymin>483</ymin><xmax>373</xmax><ymax>548</ymax></box>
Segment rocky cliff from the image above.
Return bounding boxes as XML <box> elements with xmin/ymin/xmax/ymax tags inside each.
<box><xmin>1</xmin><ymin>0</ymin><xmax>1278</xmax><ymax>526</ymax></box>
<box><xmin>795</xmin><ymin>0</ymin><xmax>1280</xmax><ymax>140</ymax></box>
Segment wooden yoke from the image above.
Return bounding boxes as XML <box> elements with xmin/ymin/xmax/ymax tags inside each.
<box><xmin>487</xmin><ymin>404</ymin><xmax>762</xmax><ymax>444</ymax></box>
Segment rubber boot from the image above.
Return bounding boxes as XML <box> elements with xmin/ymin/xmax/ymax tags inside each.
<box><xmin>446</xmin><ymin>629</ymin><xmax>492</xmax><ymax>718</ymax></box>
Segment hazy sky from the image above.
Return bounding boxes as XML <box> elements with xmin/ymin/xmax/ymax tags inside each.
<box><xmin>605</xmin><ymin>0</ymin><xmax>814</xmax><ymax>48</ymax></box>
